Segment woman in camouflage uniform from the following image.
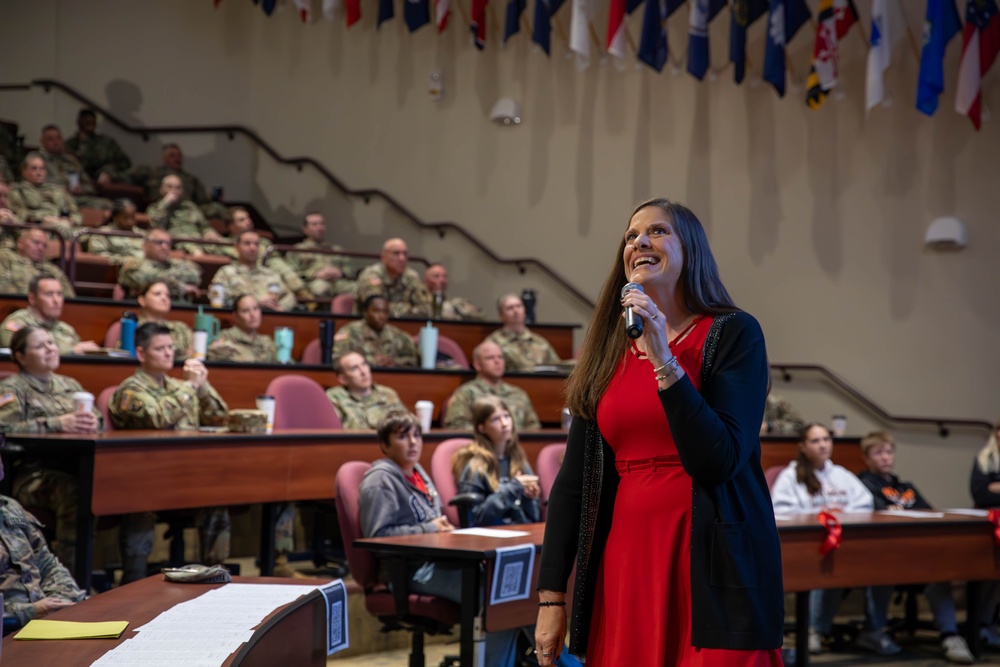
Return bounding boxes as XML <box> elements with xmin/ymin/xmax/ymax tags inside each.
<box><xmin>136</xmin><ymin>280</ymin><xmax>193</xmax><ymax>359</ymax></box>
<box><xmin>206</xmin><ymin>294</ymin><xmax>276</xmax><ymax>363</ymax></box>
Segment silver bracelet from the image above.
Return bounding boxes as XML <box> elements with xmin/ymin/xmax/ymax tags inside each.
<box><xmin>654</xmin><ymin>357</ymin><xmax>680</xmax><ymax>382</ymax></box>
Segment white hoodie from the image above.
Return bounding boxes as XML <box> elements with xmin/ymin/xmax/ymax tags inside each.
<box><xmin>770</xmin><ymin>460</ymin><xmax>874</xmax><ymax>515</ymax></box>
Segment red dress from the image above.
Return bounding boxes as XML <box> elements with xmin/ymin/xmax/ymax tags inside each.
<box><xmin>587</xmin><ymin>316</ymin><xmax>782</xmax><ymax>666</ymax></box>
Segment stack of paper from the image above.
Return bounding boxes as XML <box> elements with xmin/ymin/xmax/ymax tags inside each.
<box><xmin>15</xmin><ymin>620</ymin><xmax>129</xmax><ymax>640</ymax></box>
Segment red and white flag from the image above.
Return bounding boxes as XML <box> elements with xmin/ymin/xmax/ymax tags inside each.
<box><xmin>294</xmin><ymin>0</ymin><xmax>312</xmax><ymax>21</ymax></box>
<box><xmin>323</xmin><ymin>0</ymin><xmax>341</xmax><ymax>20</ymax></box>
<box><xmin>345</xmin><ymin>0</ymin><xmax>362</xmax><ymax>25</ymax></box>
<box><xmin>437</xmin><ymin>0</ymin><xmax>450</xmax><ymax>30</ymax></box>
<box><xmin>955</xmin><ymin>0</ymin><xmax>1000</xmax><ymax>129</ymax></box>
<box><xmin>606</xmin><ymin>0</ymin><xmax>627</xmax><ymax>60</ymax></box>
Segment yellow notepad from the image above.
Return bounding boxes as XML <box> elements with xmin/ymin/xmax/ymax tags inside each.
<box><xmin>14</xmin><ymin>620</ymin><xmax>129</xmax><ymax>640</ymax></box>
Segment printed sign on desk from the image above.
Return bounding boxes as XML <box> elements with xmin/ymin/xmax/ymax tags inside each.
<box><xmin>320</xmin><ymin>579</ymin><xmax>349</xmax><ymax>655</ymax></box>
<box><xmin>489</xmin><ymin>545</ymin><xmax>535</xmax><ymax>605</ymax></box>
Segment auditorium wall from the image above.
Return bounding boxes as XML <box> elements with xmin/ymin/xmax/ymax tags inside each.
<box><xmin>2</xmin><ymin>0</ymin><xmax>997</xmax><ymax>506</ymax></box>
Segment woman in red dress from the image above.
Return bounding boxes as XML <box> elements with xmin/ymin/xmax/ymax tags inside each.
<box><xmin>534</xmin><ymin>199</ymin><xmax>784</xmax><ymax>666</ymax></box>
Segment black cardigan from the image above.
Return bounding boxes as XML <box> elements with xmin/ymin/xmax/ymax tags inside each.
<box><xmin>538</xmin><ymin>311</ymin><xmax>784</xmax><ymax>654</ymax></box>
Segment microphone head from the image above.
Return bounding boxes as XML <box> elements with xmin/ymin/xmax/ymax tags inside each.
<box><xmin>621</xmin><ymin>282</ymin><xmax>644</xmax><ymax>298</ymax></box>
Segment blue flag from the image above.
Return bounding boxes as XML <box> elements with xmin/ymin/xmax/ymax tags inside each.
<box><xmin>628</xmin><ymin>0</ymin><xmax>645</xmax><ymax>12</ymax></box>
<box><xmin>763</xmin><ymin>0</ymin><xmax>811</xmax><ymax>96</ymax></box>
<box><xmin>687</xmin><ymin>0</ymin><xmax>728</xmax><ymax>79</ymax></box>
<box><xmin>916</xmin><ymin>0</ymin><xmax>962</xmax><ymax>115</ymax></box>
<box><xmin>378</xmin><ymin>0</ymin><xmax>394</xmax><ymax>26</ymax></box>
<box><xmin>262</xmin><ymin>0</ymin><xmax>278</xmax><ymax>14</ymax></box>
<box><xmin>506</xmin><ymin>0</ymin><xmax>526</xmax><ymax>41</ymax></box>
<box><xmin>639</xmin><ymin>0</ymin><xmax>669</xmax><ymax>71</ymax></box>
<box><xmin>730</xmin><ymin>0</ymin><xmax>769</xmax><ymax>83</ymax></box>
<box><xmin>532</xmin><ymin>0</ymin><xmax>566</xmax><ymax>55</ymax></box>
<box><xmin>405</xmin><ymin>0</ymin><xmax>432</xmax><ymax>30</ymax></box>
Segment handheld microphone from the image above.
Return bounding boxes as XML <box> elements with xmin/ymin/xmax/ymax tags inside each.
<box><xmin>621</xmin><ymin>282</ymin><xmax>644</xmax><ymax>339</ymax></box>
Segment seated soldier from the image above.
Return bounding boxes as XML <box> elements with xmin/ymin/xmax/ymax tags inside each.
<box><xmin>485</xmin><ymin>293</ymin><xmax>561</xmax><ymax>372</ymax></box>
<box><xmin>0</xmin><ymin>275</ymin><xmax>100</xmax><ymax>354</ymax></box>
<box><xmin>206</xmin><ymin>294</ymin><xmax>277</xmax><ymax>363</ymax></box>
<box><xmin>761</xmin><ymin>392</ymin><xmax>806</xmax><ymax>435</ymax></box>
<box><xmin>287</xmin><ymin>212</ymin><xmax>354</xmax><ymax>298</ymax></box>
<box><xmin>8</xmin><ymin>153</ymin><xmax>81</xmax><ymax>237</ymax></box>
<box><xmin>444</xmin><ymin>341</ymin><xmax>540</xmax><ymax>431</ymax></box>
<box><xmin>109</xmin><ymin>322</ymin><xmax>230</xmax><ymax>566</ymax></box>
<box><xmin>354</xmin><ymin>238</ymin><xmax>430</xmax><ymax>318</ymax></box>
<box><xmin>134</xmin><ymin>280</ymin><xmax>195</xmax><ymax>359</ymax></box>
<box><xmin>332</xmin><ymin>295</ymin><xmax>418</xmax><ymax>368</ymax></box>
<box><xmin>424</xmin><ymin>263</ymin><xmax>483</xmax><ymax>321</ymax></box>
<box><xmin>0</xmin><ymin>450</ymin><xmax>86</xmax><ymax>627</ymax></box>
<box><xmin>146</xmin><ymin>175</ymin><xmax>222</xmax><ymax>255</ymax></box>
<box><xmin>0</xmin><ymin>228</ymin><xmax>76</xmax><ymax>297</ymax></box>
<box><xmin>857</xmin><ymin>431</ymin><xmax>974</xmax><ymax>664</ymax></box>
<box><xmin>118</xmin><ymin>229</ymin><xmax>201</xmax><ymax>302</ymax></box>
<box><xmin>65</xmin><ymin>108</ymin><xmax>132</xmax><ymax>181</ymax></box>
<box><xmin>326</xmin><ymin>351</ymin><xmax>406</xmax><ymax>429</ymax></box>
<box><xmin>85</xmin><ymin>199</ymin><xmax>144</xmax><ymax>262</ymax></box>
<box><xmin>38</xmin><ymin>124</ymin><xmax>111</xmax><ymax>214</ymax></box>
<box><xmin>212</xmin><ymin>230</ymin><xmax>298</xmax><ymax>311</ymax></box>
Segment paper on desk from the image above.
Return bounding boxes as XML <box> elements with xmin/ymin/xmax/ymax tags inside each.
<box><xmin>452</xmin><ymin>527</ymin><xmax>530</xmax><ymax>538</ymax></box>
<box><xmin>875</xmin><ymin>510</ymin><xmax>946</xmax><ymax>518</ymax></box>
<box><xmin>943</xmin><ymin>508</ymin><xmax>990</xmax><ymax>517</ymax></box>
<box><xmin>14</xmin><ymin>619</ymin><xmax>129</xmax><ymax>640</ymax></box>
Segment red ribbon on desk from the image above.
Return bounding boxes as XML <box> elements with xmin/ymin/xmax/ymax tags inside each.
<box><xmin>817</xmin><ymin>510</ymin><xmax>842</xmax><ymax>555</ymax></box>
<box><xmin>988</xmin><ymin>510</ymin><xmax>1000</xmax><ymax>546</ymax></box>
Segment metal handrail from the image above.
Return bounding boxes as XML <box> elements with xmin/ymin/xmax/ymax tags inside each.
<box><xmin>12</xmin><ymin>78</ymin><xmax>595</xmax><ymax>309</ymax></box>
<box><xmin>68</xmin><ymin>228</ymin><xmax>233</xmax><ymax>282</ymax></box>
<box><xmin>261</xmin><ymin>244</ymin><xmax>431</xmax><ymax>271</ymax></box>
<box><xmin>771</xmin><ymin>362</ymin><xmax>993</xmax><ymax>437</ymax></box>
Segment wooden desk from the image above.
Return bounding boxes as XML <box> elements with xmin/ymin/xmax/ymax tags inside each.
<box><xmin>0</xmin><ymin>575</ymin><xmax>329</xmax><ymax>666</ymax></box>
<box><xmin>0</xmin><ymin>294</ymin><xmax>579</xmax><ymax>362</ymax></box>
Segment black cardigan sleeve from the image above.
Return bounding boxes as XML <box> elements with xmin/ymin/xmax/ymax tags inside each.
<box><xmin>537</xmin><ymin>416</ymin><xmax>588</xmax><ymax>592</ymax></box>
<box><xmin>659</xmin><ymin>311</ymin><xmax>769</xmax><ymax>486</ymax></box>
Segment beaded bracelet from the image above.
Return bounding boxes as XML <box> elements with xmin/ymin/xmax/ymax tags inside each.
<box><xmin>537</xmin><ymin>601</ymin><xmax>567</xmax><ymax>607</ymax></box>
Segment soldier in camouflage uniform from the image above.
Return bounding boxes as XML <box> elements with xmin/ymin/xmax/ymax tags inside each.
<box><xmin>0</xmin><ymin>488</ymin><xmax>87</xmax><ymax>626</ymax></box>
<box><xmin>213</xmin><ymin>230</ymin><xmax>298</xmax><ymax>311</ymax></box>
<box><xmin>0</xmin><ymin>275</ymin><xmax>99</xmax><ymax>354</ymax></box>
<box><xmin>761</xmin><ymin>393</ymin><xmax>806</xmax><ymax>435</ymax></box>
<box><xmin>39</xmin><ymin>125</ymin><xmax>112</xmax><ymax>214</ymax></box>
<box><xmin>66</xmin><ymin>108</ymin><xmax>132</xmax><ymax>180</ymax></box>
<box><xmin>485</xmin><ymin>294</ymin><xmax>561</xmax><ymax>372</ymax></box>
<box><xmin>333</xmin><ymin>296</ymin><xmax>419</xmax><ymax>368</ymax></box>
<box><xmin>135</xmin><ymin>281</ymin><xmax>194</xmax><ymax>359</ymax></box>
<box><xmin>287</xmin><ymin>212</ymin><xmax>355</xmax><ymax>298</ymax></box>
<box><xmin>354</xmin><ymin>238</ymin><xmax>431</xmax><ymax>318</ymax></box>
<box><xmin>0</xmin><ymin>180</ymin><xmax>23</xmax><ymax>251</ymax></box>
<box><xmin>84</xmin><ymin>199</ymin><xmax>144</xmax><ymax>262</ymax></box>
<box><xmin>109</xmin><ymin>323</ymin><xmax>230</xmax><ymax>565</ymax></box>
<box><xmin>0</xmin><ymin>155</ymin><xmax>11</xmax><ymax>183</ymax></box>
<box><xmin>118</xmin><ymin>229</ymin><xmax>202</xmax><ymax>302</ymax></box>
<box><xmin>0</xmin><ymin>228</ymin><xmax>76</xmax><ymax>297</ymax></box>
<box><xmin>325</xmin><ymin>351</ymin><xmax>406</xmax><ymax>429</ymax></box>
<box><xmin>206</xmin><ymin>295</ymin><xmax>277</xmax><ymax>362</ymax></box>
<box><xmin>114</xmin><ymin>143</ymin><xmax>227</xmax><ymax>221</ymax></box>
<box><xmin>424</xmin><ymin>264</ymin><xmax>484</xmax><ymax>321</ymax></box>
<box><xmin>443</xmin><ymin>341</ymin><xmax>540</xmax><ymax>431</ymax></box>
<box><xmin>8</xmin><ymin>153</ymin><xmax>81</xmax><ymax>237</ymax></box>
<box><xmin>146</xmin><ymin>175</ymin><xmax>223</xmax><ymax>254</ymax></box>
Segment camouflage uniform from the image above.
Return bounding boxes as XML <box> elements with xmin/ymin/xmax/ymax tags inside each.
<box><xmin>763</xmin><ymin>393</ymin><xmax>806</xmax><ymax>435</ymax></box>
<box><xmin>0</xmin><ymin>156</ymin><xmax>12</xmax><ymax>183</ymax></box>
<box><xmin>109</xmin><ymin>369</ymin><xmax>230</xmax><ymax>564</ymax></box>
<box><xmin>332</xmin><ymin>320</ymin><xmax>419</xmax><ymax>368</ymax></box>
<box><xmin>40</xmin><ymin>148</ymin><xmax>112</xmax><ymax>211</ymax></box>
<box><xmin>485</xmin><ymin>328</ymin><xmax>561</xmax><ymax>373</ymax></box>
<box><xmin>0</xmin><ymin>372</ymin><xmax>107</xmax><ymax>569</ymax></box>
<box><xmin>146</xmin><ymin>198</ymin><xmax>212</xmax><ymax>243</ymax></box>
<box><xmin>212</xmin><ymin>264</ymin><xmax>297</xmax><ymax>311</ymax></box>
<box><xmin>206</xmin><ymin>326</ymin><xmax>276</xmax><ymax>363</ymax></box>
<box><xmin>438</xmin><ymin>296</ymin><xmax>484</xmax><ymax>321</ymax></box>
<box><xmin>325</xmin><ymin>384</ymin><xmax>405</xmax><ymax>430</ymax></box>
<box><xmin>118</xmin><ymin>256</ymin><xmax>202</xmax><ymax>302</ymax></box>
<box><xmin>65</xmin><ymin>132</ymin><xmax>132</xmax><ymax>180</ymax></box>
<box><xmin>136</xmin><ymin>317</ymin><xmax>194</xmax><ymax>360</ymax></box>
<box><xmin>0</xmin><ymin>249</ymin><xmax>76</xmax><ymax>297</ymax></box>
<box><xmin>287</xmin><ymin>239</ymin><xmax>355</xmax><ymax>297</ymax></box>
<box><xmin>0</xmin><ymin>308</ymin><xmax>82</xmax><ymax>355</ymax></box>
<box><xmin>0</xmin><ymin>495</ymin><xmax>87</xmax><ymax>627</ymax></box>
<box><xmin>211</xmin><ymin>237</ymin><xmax>310</xmax><ymax>295</ymax></box>
<box><xmin>121</xmin><ymin>165</ymin><xmax>226</xmax><ymax>220</ymax></box>
<box><xmin>8</xmin><ymin>181</ymin><xmax>82</xmax><ymax>236</ymax></box>
<box><xmin>84</xmin><ymin>224</ymin><xmax>144</xmax><ymax>263</ymax></box>
<box><xmin>443</xmin><ymin>377</ymin><xmax>541</xmax><ymax>431</ymax></box>
<box><xmin>355</xmin><ymin>262</ymin><xmax>431</xmax><ymax>318</ymax></box>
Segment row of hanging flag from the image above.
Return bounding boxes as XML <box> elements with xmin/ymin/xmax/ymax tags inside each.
<box><xmin>231</xmin><ymin>0</ymin><xmax>1000</xmax><ymax>130</ymax></box>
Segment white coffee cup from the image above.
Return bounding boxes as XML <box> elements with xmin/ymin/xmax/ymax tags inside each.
<box><xmin>72</xmin><ymin>391</ymin><xmax>94</xmax><ymax>414</ymax></box>
<box><xmin>192</xmin><ymin>330</ymin><xmax>208</xmax><ymax>360</ymax></box>
<box><xmin>831</xmin><ymin>415</ymin><xmax>847</xmax><ymax>437</ymax></box>
<box><xmin>256</xmin><ymin>395</ymin><xmax>276</xmax><ymax>433</ymax></box>
<box><xmin>415</xmin><ymin>400</ymin><xmax>434</xmax><ymax>433</ymax></box>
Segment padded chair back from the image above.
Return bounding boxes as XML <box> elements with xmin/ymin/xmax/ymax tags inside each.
<box><xmin>111</xmin><ymin>283</ymin><xmax>126</xmax><ymax>301</ymax></box>
<box><xmin>264</xmin><ymin>374</ymin><xmax>342</xmax><ymax>430</ymax></box>
<box><xmin>330</xmin><ymin>293</ymin><xmax>355</xmax><ymax>315</ymax></box>
<box><xmin>429</xmin><ymin>438</ymin><xmax>473</xmax><ymax>526</ymax></box>
<box><xmin>536</xmin><ymin>442</ymin><xmax>566</xmax><ymax>518</ymax></box>
<box><xmin>104</xmin><ymin>320</ymin><xmax>121</xmax><ymax>349</ymax></box>
<box><xmin>764</xmin><ymin>464</ymin><xmax>786</xmax><ymax>491</ymax></box>
<box><xmin>301</xmin><ymin>338</ymin><xmax>321</xmax><ymax>365</ymax></box>
<box><xmin>334</xmin><ymin>461</ymin><xmax>380</xmax><ymax>588</ymax></box>
<box><xmin>97</xmin><ymin>385</ymin><xmax>118</xmax><ymax>431</ymax></box>
<box><xmin>0</xmin><ymin>371</ymin><xmax>14</xmax><ymax>380</ymax></box>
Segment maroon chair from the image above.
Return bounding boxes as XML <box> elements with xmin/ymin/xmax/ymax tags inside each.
<box><xmin>300</xmin><ymin>338</ymin><xmax>321</xmax><ymax>365</ymax></box>
<box><xmin>97</xmin><ymin>385</ymin><xmax>118</xmax><ymax>431</ymax></box>
<box><xmin>264</xmin><ymin>375</ymin><xmax>342</xmax><ymax>430</ymax></box>
<box><xmin>330</xmin><ymin>293</ymin><xmax>354</xmax><ymax>315</ymax></box>
<box><xmin>428</xmin><ymin>438</ymin><xmax>473</xmax><ymax>527</ymax></box>
<box><xmin>535</xmin><ymin>442</ymin><xmax>566</xmax><ymax>520</ymax></box>
<box><xmin>104</xmin><ymin>320</ymin><xmax>121</xmax><ymax>349</ymax></box>
<box><xmin>335</xmin><ymin>461</ymin><xmax>460</xmax><ymax>667</ymax></box>
<box><xmin>764</xmin><ymin>464</ymin><xmax>786</xmax><ymax>491</ymax></box>
<box><xmin>409</xmin><ymin>334</ymin><xmax>470</xmax><ymax>370</ymax></box>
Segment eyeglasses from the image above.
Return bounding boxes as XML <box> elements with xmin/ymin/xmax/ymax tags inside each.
<box><xmin>147</xmin><ymin>240</ymin><xmax>171</xmax><ymax>247</ymax></box>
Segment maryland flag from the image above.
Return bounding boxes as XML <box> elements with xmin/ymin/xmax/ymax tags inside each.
<box><xmin>805</xmin><ymin>0</ymin><xmax>859</xmax><ymax>109</ymax></box>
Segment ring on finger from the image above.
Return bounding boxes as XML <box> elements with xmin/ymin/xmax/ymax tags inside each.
<box><xmin>651</xmin><ymin>311</ymin><xmax>658</xmax><ymax>320</ymax></box>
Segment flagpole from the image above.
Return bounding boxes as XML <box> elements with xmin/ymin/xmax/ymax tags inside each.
<box><xmin>892</xmin><ymin>0</ymin><xmax>923</xmax><ymax>61</ymax></box>
<box><xmin>455</xmin><ymin>0</ymin><xmax>470</xmax><ymax>25</ymax></box>
<box><xmin>553</xmin><ymin>14</ymin><xmax>570</xmax><ymax>43</ymax></box>
<box><xmin>521</xmin><ymin>12</ymin><xmax>532</xmax><ymax>34</ymax></box>
<box><xmin>487</xmin><ymin>2</ymin><xmax>500</xmax><ymax>39</ymax></box>
<box><xmin>587</xmin><ymin>19</ymin><xmax>602</xmax><ymax>51</ymax></box>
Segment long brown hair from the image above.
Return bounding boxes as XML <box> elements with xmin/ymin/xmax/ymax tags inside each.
<box><xmin>451</xmin><ymin>397</ymin><xmax>529</xmax><ymax>492</ymax></box>
<box><xmin>565</xmin><ymin>198</ymin><xmax>739</xmax><ymax>420</ymax></box>
<box><xmin>796</xmin><ymin>422</ymin><xmax>831</xmax><ymax>496</ymax></box>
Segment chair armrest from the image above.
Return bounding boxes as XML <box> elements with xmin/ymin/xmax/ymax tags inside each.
<box><xmin>448</xmin><ymin>493</ymin><xmax>483</xmax><ymax>529</ymax></box>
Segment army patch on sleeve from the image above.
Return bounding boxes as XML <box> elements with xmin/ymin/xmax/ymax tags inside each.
<box><xmin>119</xmin><ymin>390</ymin><xmax>136</xmax><ymax>411</ymax></box>
<box><xmin>4</xmin><ymin>321</ymin><xmax>22</xmax><ymax>332</ymax></box>
<box><xmin>0</xmin><ymin>392</ymin><xmax>14</xmax><ymax>408</ymax></box>
<box><xmin>368</xmin><ymin>276</ymin><xmax>382</xmax><ymax>286</ymax></box>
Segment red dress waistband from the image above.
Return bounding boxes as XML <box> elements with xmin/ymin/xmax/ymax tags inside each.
<box><xmin>615</xmin><ymin>454</ymin><xmax>683</xmax><ymax>474</ymax></box>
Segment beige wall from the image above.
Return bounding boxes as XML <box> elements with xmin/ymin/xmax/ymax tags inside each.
<box><xmin>2</xmin><ymin>0</ymin><xmax>998</xmax><ymax>505</ymax></box>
